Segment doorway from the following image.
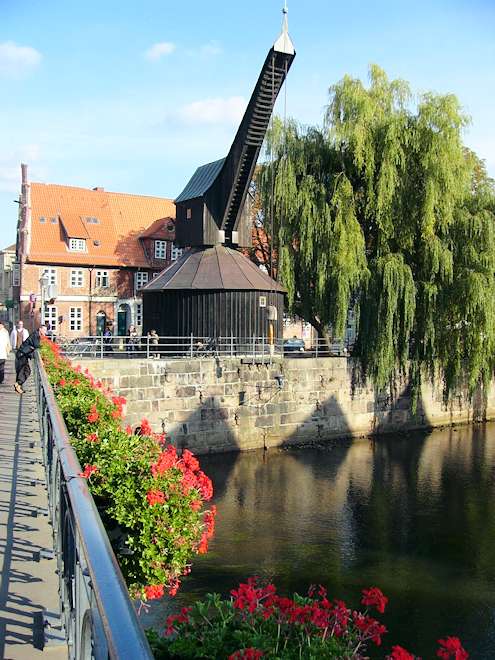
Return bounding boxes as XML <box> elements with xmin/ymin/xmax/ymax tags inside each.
<box><xmin>117</xmin><ymin>303</ymin><xmax>130</xmax><ymax>336</ymax></box>
<box><xmin>96</xmin><ymin>311</ymin><xmax>106</xmax><ymax>335</ymax></box>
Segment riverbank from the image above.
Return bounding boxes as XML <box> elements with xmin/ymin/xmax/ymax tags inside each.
<box><xmin>73</xmin><ymin>356</ymin><xmax>495</xmax><ymax>455</ymax></box>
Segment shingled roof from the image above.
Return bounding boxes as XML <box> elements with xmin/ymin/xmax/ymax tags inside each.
<box><xmin>143</xmin><ymin>245</ymin><xmax>285</xmax><ymax>292</ymax></box>
<box><xmin>175</xmin><ymin>158</ymin><xmax>225</xmax><ymax>203</ymax></box>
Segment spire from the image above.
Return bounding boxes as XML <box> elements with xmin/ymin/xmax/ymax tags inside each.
<box><xmin>273</xmin><ymin>1</ymin><xmax>295</xmax><ymax>55</ymax></box>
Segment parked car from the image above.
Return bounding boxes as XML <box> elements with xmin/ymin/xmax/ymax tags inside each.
<box><xmin>283</xmin><ymin>337</ymin><xmax>306</xmax><ymax>353</ymax></box>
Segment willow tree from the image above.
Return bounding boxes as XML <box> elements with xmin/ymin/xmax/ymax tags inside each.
<box><xmin>258</xmin><ymin>65</ymin><xmax>495</xmax><ymax>401</ymax></box>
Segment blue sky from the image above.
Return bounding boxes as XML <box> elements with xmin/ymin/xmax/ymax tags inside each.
<box><xmin>1</xmin><ymin>0</ymin><xmax>494</xmax><ymax>246</ymax></box>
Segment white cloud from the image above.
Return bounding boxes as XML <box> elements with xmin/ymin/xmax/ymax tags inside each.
<box><xmin>199</xmin><ymin>41</ymin><xmax>222</xmax><ymax>56</ymax></box>
<box><xmin>144</xmin><ymin>42</ymin><xmax>176</xmax><ymax>61</ymax></box>
<box><xmin>179</xmin><ymin>96</ymin><xmax>246</xmax><ymax>126</ymax></box>
<box><xmin>0</xmin><ymin>41</ymin><xmax>42</xmax><ymax>78</ymax></box>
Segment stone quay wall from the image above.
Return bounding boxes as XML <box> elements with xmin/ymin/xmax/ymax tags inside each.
<box><xmin>75</xmin><ymin>357</ymin><xmax>495</xmax><ymax>454</ymax></box>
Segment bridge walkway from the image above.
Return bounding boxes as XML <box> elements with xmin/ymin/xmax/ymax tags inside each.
<box><xmin>0</xmin><ymin>357</ymin><xmax>67</xmax><ymax>659</ymax></box>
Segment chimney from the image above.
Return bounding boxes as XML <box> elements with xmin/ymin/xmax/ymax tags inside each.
<box><xmin>92</xmin><ymin>186</ymin><xmax>104</xmax><ymax>192</ymax></box>
<box><xmin>19</xmin><ymin>163</ymin><xmax>31</xmax><ymax>266</ymax></box>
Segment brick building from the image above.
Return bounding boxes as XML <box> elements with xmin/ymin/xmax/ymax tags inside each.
<box><xmin>15</xmin><ymin>164</ymin><xmax>181</xmax><ymax>337</ymax></box>
<box><xmin>0</xmin><ymin>243</ymin><xmax>16</xmax><ymax>324</ymax></box>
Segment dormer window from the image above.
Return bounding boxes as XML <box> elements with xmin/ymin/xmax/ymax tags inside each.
<box><xmin>69</xmin><ymin>238</ymin><xmax>86</xmax><ymax>252</ymax></box>
<box><xmin>154</xmin><ymin>240</ymin><xmax>167</xmax><ymax>259</ymax></box>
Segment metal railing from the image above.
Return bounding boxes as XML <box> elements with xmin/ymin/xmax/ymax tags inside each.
<box><xmin>34</xmin><ymin>353</ymin><xmax>154</xmax><ymax>659</ymax></box>
<box><xmin>53</xmin><ymin>335</ymin><xmax>353</xmax><ymax>361</ymax></box>
<box><xmin>56</xmin><ymin>335</ymin><xmax>284</xmax><ymax>360</ymax></box>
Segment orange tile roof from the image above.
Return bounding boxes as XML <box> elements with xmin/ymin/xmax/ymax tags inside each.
<box><xmin>28</xmin><ymin>183</ymin><xmax>175</xmax><ymax>267</ymax></box>
<box><xmin>139</xmin><ymin>217</ymin><xmax>175</xmax><ymax>239</ymax></box>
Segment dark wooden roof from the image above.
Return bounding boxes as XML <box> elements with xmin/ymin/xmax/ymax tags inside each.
<box><xmin>175</xmin><ymin>158</ymin><xmax>225</xmax><ymax>203</ymax></box>
<box><xmin>142</xmin><ymin>245</ymin><xmax>285</xmax><ymax>292</ymax></box>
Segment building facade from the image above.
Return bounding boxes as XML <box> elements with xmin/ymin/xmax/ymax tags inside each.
<box><xmin>14</xmin><ymin>165</ymin><xmax>182</xmax><ymax>337</ymax></box>
<box><xmin>0</xmin><ymin>244</ymin><xmax>16</xmax><ymax>324</ymax></box>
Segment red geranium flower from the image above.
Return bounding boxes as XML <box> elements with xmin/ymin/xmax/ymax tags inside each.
<box><xmin>143</xmin><ymin>584</ymin><xmax>164</xmax><ymax>601</ymax></box>
<box><xmin>229</xmin><ymin>649</ymin><xmax>264</xmax><ymax>659</ymax></box>
<box><xmin>361</xmin><ymin>586</ymin><xmax>388</xmax><ymax>614</ymax></box>
<box><xmin>86</xmin><ymin>433</ymin><xmax>99</xmax><ymax>443</ymax></box>
<box><xmin>437</xmin><ymin>637</ymin><xmax>469</xmax><ymax>660</ymax></box>
<box><xmin>58</xmin><ymin>378</ymin><xmax>66</xmax><ymax>386</ymax></box>
<box><xmin>140</xmin><ymin>418</ymin><xmax>152</xmax><ymax>435</ymax></box>
<box><xmin>146</xmin><ymin>489</ymin><xmax>166</xmax><ymax>506</ymax></box>
<box><xmin>168</xmin><ymin>577</ymin><xmax>180</xmax><ymax>596</ymax></box>
<box><xmin>80</xmin><ymin>464</ymin><xmax>98</xmax><ymax>479</ymax></box>
<box><xmin>87</xmin><ymin>405</ymin><xmax>99</xmax><ymax>423</ymax></box>
<box><xmin>165</xmin><ymin>607</ymin><xmax>191</xmax><ymax>635</ymax></box>
<box><xmin>388</xmin><ymin>646</ymin><xmax>416</xmax><ymax>660</ymax></box>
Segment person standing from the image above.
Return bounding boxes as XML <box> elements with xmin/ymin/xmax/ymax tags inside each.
<box><xmin>14</xmin><ymin>324</ymin><xmax>47</xmax><ymax>394</ymax></box>
<box><xmin>147</xmin><ymin>329</ymin><xmax>159</xmax><ymax>359</ymax></box>
<box><xmin>10</xmin><ymin>320</ymin><xmax>29</xmax><ymax>351</ymax></box>
<box><xmin>0</xmin><ymin>321</ymin><xmax>12</xmax><ymax>384</ymax></box>
<box><xmin>103</xmin><ymin>323</ymin><xmax>113</xmax><ymax>355</ymax></box>
<box><xmin>126</xmin><ymin>325</ymin><xmax>139</xmax><ymax>355</ymax></box>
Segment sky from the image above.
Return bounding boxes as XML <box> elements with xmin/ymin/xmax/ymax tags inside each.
<box><xmin>1</xmin><ymin>0</ymin><xmax>494</xmax><ymax>247</ymax></box>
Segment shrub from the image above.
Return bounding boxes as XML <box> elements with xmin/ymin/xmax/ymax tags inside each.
<box><xmin>147</xmin><ymin>579</ymin><xmax>468</xmax><ymax>660</ymax></box>
<box><xmin>40</xmin><ymin>338</ymin><xmax>216</xmax><ymax>601</ymax></box>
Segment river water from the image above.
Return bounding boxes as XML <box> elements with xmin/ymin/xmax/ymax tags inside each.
<box><xmin>144</xmin><ymin>423</ymin><xmax>495</xmax><ymax>658</ymax></box>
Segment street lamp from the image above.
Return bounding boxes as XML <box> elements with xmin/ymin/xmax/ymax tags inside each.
<box><xmin>39</xmin><ymin>274</ymin><xmax>49</xmax><ymax>326</ymax></box>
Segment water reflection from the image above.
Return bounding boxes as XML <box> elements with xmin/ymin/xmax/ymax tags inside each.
<box><xmin>144</xmin><ymin>424</ymin><xmax>495</xmax><ymax>658</ymax></box>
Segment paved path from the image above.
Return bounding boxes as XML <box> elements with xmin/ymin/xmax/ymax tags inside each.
<box><xmin>0</xmin><ymin>357</ymin><xmax>67</xmax><ymax>659</ymax></box>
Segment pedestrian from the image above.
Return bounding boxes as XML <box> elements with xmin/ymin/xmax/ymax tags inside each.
<box><xmin>126</xmin><ymin>325</ymin><xmax>139</xmax><ymax>355</ymax></box>
<box><xmin>148</xmin><ymin>329</ymin><xmax>159</xmax><ymax>358</ymax></box>
<box><xmin>103</xmin><ymin>324</ymin><xmax>113</xmax><ymax>354</ymax></box>
<box><xmin>13</xmin><ymin>324</ymin><xmax>47</xmax><ymax>394</ymax></box>
<box><xmin>0</xmin><ymin>321</ymin><xmax>12</xmax><ymax>385</ymax></box>
<box><xmin>10</xmin><ymin>320</ymin><xmax>29</xmax><ymax>351</ymax></box>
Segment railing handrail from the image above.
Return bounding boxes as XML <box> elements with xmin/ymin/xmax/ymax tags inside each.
<box><xmin>35</xmin><ymin>353</ymin><xmax>154</xmax><ymax>659</ymax></box>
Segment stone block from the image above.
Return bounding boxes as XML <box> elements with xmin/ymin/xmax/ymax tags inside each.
<box><xmin>176</xmin><ymin>386</ymin><xmax>196</xmax><ymax>398</ymax></box>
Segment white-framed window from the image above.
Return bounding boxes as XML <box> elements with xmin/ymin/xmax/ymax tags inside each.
<box><xmin>154</xmin><ymin>240</ymin><xmax>167</xmax><ymax>259</ymax></box>
<box><xmin>43</xmin><ymin>305</ymin><xmax>57</xmax><ymax>331</ymax></box>
<box><xmin>135</xmin><ymin>271</ymin><xmax>149</xmax><ymax>291</ymax></box>
<box><xmin>136</xmin><ymin>303</ymin><xmax>143</xmax><ymax>327</ymax></box>
<box><xmin>69</xmin><ymin>307</ymin><xmax>83</xmax><ymax>331</ymax></box>
<box><xmin>69</xmin><ymin>238</ymin><xmax>86</xmax><ymax>252</ymax></box>
<box><xmin>171</xmin><ymin>243</ymin><xmax>183</xmax><ymax>261</ymax></box>
<box><xmin>95</xmin><ymin>270</ymin><xmax>109</xmax><ymax>288</ymax></box>
<box><xmin>41</xmin><ymin>267</ymin><xmax>57</xmax><ymax>285</ymax></box>
<box><xmin>70</xmin><ymin>269</ymin><xmax>84</xmax><ymax>288</ymax></box>
<box><xmin>186</xmin><ymin>208</ymin><xmax>192</xmax><ymax>219</ymax></box>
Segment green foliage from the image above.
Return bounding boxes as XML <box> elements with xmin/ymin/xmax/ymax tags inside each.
<box><xmin>258</xmin><ymin>65</ymin><xmax>495</xmax><ymax>401</ymax></box>
<box><xmin>40</xmin><ymin>340</ymin><xmax>215</xmax><ymax>600</ymax></box>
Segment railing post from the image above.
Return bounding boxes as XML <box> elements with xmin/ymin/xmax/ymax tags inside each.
<box><xmin>231</xmin><ymin>334</ymin><xmax>234</xmax><ymax>357</ymax></box>
<box><xmin>146</xmin><ymin>335</ymin><xmax>150</xmax><ymax>359</ymax></box>
<box><xmin>262</xmin><ymin>334</ymin><xmax>265</xmax><ymax>361</ymax></box>
<box><xmin>252</xmin><ymin>334</ymin><xmax>255</xmax><ymax>365</ymax></box>
<box><xmin>100</xmin><ymin>335</ymin><xmax>104</xmax><ymax>359</ymax></box>
<box><xmin>315</xmin><ymin>336</ymin><xmax>319</xmax><ymax>358</ymax></box>
<box><xmin>190</xmin><ymin>333</ymin><xmax>194</xmax><ymax>358</ymax></box>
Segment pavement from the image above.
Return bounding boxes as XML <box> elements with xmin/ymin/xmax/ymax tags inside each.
<box><xmin>0</xmin><ymin>357</ymin><xmax>68</xmax><ymax>659</ymax></box>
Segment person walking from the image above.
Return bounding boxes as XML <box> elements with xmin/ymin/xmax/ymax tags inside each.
<box><xmin>14</xmin><ymin>324</ymin><xmax>47</xmax><ymax>394</ymax></box>
<box><xmin>10</xmin><ymin>320</ymin><xmax>29</xmax><ymax>351</ymax></box>
<box><xmin>0</xmin><ymin>321</ymin><xmax>12</xmax><ymax>384</ymax></box>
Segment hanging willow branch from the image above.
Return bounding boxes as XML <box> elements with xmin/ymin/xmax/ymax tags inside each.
<box><xmin>258</xmin><ymin>65</ymin><xmax>495</xmax><ymax>403</ymax></box>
